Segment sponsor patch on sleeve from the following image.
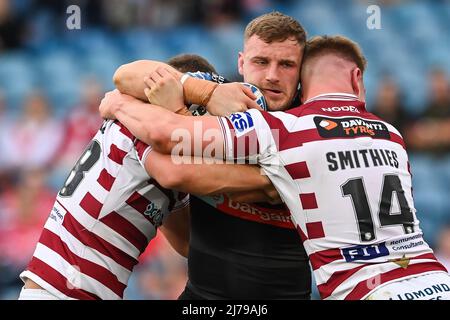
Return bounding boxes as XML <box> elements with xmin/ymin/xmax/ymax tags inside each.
<box><xmin>227</xmin><ymin>111</ymin><xmax>255</xmax><ymax>137</ymax></box>
<box><xmin>342</xmin><ymin>243</ymin><xmax>390</xmax><ymax>262</ymax></box>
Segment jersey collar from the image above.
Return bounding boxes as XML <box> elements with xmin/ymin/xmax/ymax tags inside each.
<box><xmin>304</xmin><ymin>93</ymin><xmax>359</xmax><ymax>104</ymax></box>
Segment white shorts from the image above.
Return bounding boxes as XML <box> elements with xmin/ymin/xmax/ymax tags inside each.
<box><xmin>366</xmin><ymin>272</ymin><xmax>450</xmax><ymax>300</ymax></box>
<box><xmin>18</xmin><ymin>287</ymin><xmax>60</xmax><ymax>300</ymax></box>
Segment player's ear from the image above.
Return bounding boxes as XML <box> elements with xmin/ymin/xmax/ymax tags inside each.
<box><xmin>238</xmin><ymin>52</ymin><xmax>244</xmax><ymax>76</ymax></box>
<box><xmin>351</xmin><ymin>67</ymin><xmax>362</xmax><ymax>96</ymax></box>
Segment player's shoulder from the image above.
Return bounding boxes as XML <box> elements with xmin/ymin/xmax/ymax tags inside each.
<box><xmin>361</xmin><ymin>110</ymin><xmax>404</xmax><ymax>137</ymax></box>
<box><xmin>101</xmin><ymin>119</ymin><xmax>137</xmax><ymax>141</ymax></box>
<box><xmin>96</xmin><ymin>120</ymin><xmax>148</xmax><ymax>158</ymax></box>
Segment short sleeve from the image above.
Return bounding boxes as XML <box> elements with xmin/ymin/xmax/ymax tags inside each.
<box><xmin>217</xmin><ymin>109</ymin><xmax>278</xmax><ymax>162</ymax></box>
<box><xmin>134</xmin><ymin>139</ymin><xmax>152</xmax><ymax>168</ymax></box>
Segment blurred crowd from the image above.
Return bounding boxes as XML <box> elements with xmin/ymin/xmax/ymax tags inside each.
<box><xmin>0</xmin><ymin>0</ymin><xmax>449</xmax><ymax>300</ymax></box>
<box><xmin>0</xmin><ymin>0</ymin><xmax>285</xmax><ymax>50</ymax></box>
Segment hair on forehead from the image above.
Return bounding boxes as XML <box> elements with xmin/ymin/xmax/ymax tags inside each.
<box><xmin>244</xmin><ymin>11</ymin><xmax>306</xmax><ymax>46</ymax></box>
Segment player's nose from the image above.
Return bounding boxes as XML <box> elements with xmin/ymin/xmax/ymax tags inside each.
<box><xmin>265</xmin><ymin>63</ymin><xmax>280</xmax><ymax>83</ymax></box>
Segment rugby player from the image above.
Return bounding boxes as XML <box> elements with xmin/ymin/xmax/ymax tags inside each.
<box><xmin>101</xmin><ymin>35</ymin><xmax>450</xmax><ymax>300</ymax></box>
<box><xmin>17</xmin><ymin>55</ymin><xmax>275</xmax><ymax>300</ymax></box>
<box><xmin>111</xmin><ymin>12</ymin><xmax>312</xmax><ymax>300</ymax></box>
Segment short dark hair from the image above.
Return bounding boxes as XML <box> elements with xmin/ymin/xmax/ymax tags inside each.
<box><xmin>303</xmin><ymin>35</ymin><xmax>367</xmax><ymax>73</ymax></box>
<box><xmin>244</xmin><ymin>11</ymin><xmax>306</xmax><ymax>46</ymax></box>
<box><xmin>167</xmin><ymin>54</ymin><xmax>217</xmax><ymax>74</ymax></box>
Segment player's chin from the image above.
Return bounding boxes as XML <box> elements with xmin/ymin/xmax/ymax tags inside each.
<box><xmin>266</xmin><ymin>97</ymin><xmax>289</xmax><ymax>111</ymax></box>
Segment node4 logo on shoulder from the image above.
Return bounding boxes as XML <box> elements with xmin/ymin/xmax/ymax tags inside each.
<box><xmin>228</xmin><ymin>111</ymin><xmax>255</xmax><ymax>137</ymax></box>
<box><xmin>321</xmin><ymin>105</ymin><xmax>360</xmax><ymax>113</ymax></box>
<box><xmin>144</xmin><ymin>202</ymin><xmax>163</xmax><ymax>227</ymax></box>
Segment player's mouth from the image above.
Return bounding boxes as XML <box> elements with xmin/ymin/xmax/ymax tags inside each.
<box><xmin>262</xmin><ymin>88</ymin><xmax>283</xmax><ymax>98</ymax></box>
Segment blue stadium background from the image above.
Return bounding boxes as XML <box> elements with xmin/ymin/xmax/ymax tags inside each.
<box><xmin>0</xmin><ymin>0</ymin><xmax>449</xmax><ymax>300</ymax></box>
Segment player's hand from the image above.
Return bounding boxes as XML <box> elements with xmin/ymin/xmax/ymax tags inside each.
<box><xmin>206</xmin><ymin>83</ymin><xmax>262</xmax><ymax>116</ymax></box>
<box><xmin>99</xmin><ymin>89</ymin><xmax>137</xmax><ymax>119</ymax></box>
<box><xmin>144</xmin><ymin>67</ymin><xmax>186</xmax><ymax>113</ymax></box>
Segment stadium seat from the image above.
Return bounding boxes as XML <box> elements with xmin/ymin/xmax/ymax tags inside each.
<box><xmin>0</xmin><ymin>53</ymin><xmax>37</xmax><ymax>112</ymax></box>
<box><xmin>36</xmin><ymin>49</ymin><xmax>82</xmax><ymax>115</ymax></box>
<box><xmin>118</xmin><ymin>28</ymin><xmax>172</xmax><ymax>62</ymax></box>
<box><xmin>409</xmin><ymin>153</ymin><xmax>449</xmax><ymax>247</ymax></box>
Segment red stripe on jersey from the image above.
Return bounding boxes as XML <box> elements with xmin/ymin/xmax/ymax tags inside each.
<box><xmin>318</xmin><ymin>264</ymin><xmax>367</xmax><ymax>299</ymax></box>
<box><xmin>39</xmin><ymin>228</ymin><xmax>126</xmax><ymax>297</ymax></box>
<box><xmin>285</xmin><ymin>127</ymin><xmax>406</xmax><ymax>151</ymax></box>
<box><xmin>58</xmin><ymin>203</ymin><xmax>138</xmax><ymax>271</ymax></box>
<box><xmin>126</xmin><ymin>191</ymin><xmax>149</xmax><ymax>213</ymax></box>
<box><xmin>282</xmin><ymin>129</ymin><xmax>321</xmax><ymax>151</ymax></box>
<box><xmin>300</xmin><ymin>193</ymin><xmax>318</xmax><ymax>210</ymax></box>
<box><xmin>258</xmin><ymin>111</ymin><xmax>323</xmax><ymax>151</ymax></box>
<box><xmin>114</xmin><ymin>121</ymin><xmax>134</xmax><ymax>140</ymax></box>
<box><xmin>259</xmin><ymin>110</ymin><xmax>406</xmax><ymax>152</ymax></box>
<box><xmin>318</xmin><ymin>252</ymin><xmax>443</xmax><ymax>299</ymax></box>
<box><xmin>390</xmin><ymin>132</ymin><xmax>406</xmax><ymax>149</ymax></box>
<box><xmin>306</xmin><ymin>222</ymin><xmax>325</xmax><ymax>239</ymax></box>
<box><xmin>134</xmin><ymin>140</ymin><xmax>149</xmax><ymax>162</ymax></box>
<box><xmin>223</xmin><ymin>118</ymin><xmax>260</xmax><ymax>160</ymax></box>
<box><xmin>27</xmin><ymin>257</ymin><xmax>100</xmax><ymax>300</ymax></box>
<box><xmin>258</xmin><ymin>112</ymin><xmax>289</xmax><ymax>150</ymax></box>
<box><xmin>285</xmin><ymin>161</ymin><xmax>310</xmax><ymax>179</ymax></box>
<box><xmin>412</xmin><ymin>253</ymin><xmax>439</xmax><ymax>262</ymax></box>
<box><xmin>126</xmin><ymin>191</ymin><xmax>161</xmax><ymax>226</ymax></box>
<box><xmin>296</xmin><ymin>225</ymin><xmax>308</xmax><ymax>242</ymax></box>
<box><xmin>97</xmin><ymin>169</ymin><xmax>115</xmax><ymax>191</ymax></box>
<box><xmin>223</xmin><ymin>117</ymin><xmax>235</xmax><ymax>131</ymax></box>
<box><xmin>79</xmin><ymin>192</ymin><xmax>103</xmax><ymax>219</ymax></box>
<box><xmin>149</xmin><ymin>178</ymin><xmax>176</xmax><ymax>212</ymax></box>
<box><xmin>310</xmin><ymin>248</ymin><xmax>343</xmax><ymax>271</ymax></box>
<box><xmin>100</xmin><ymin>211</ymin><xmax>149</xmax><ymax>253</ymax></box>
<box><xmin>108</xmin><ymin>144</ymin><xmax>128</xmax><ymax>165</ymax></box>
<box><xmin>345</xmin><ymin>261</ymin><xmax>448</xmax><ymax>300</ymax></box>
<box><xmin>218</xmin><ymin>117</ymin><xmax>229</xmax><ymax>159</ymax></box>
<box><xmin>235</xmin><ymin>130</ymin><xmax>260</xmax><ymax>160</ymax></box>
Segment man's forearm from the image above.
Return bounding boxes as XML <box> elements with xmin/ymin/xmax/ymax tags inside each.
<box><xmin>113</xmin><ymin>60</ymin><xmax>181</xmax><ymax>101</ymax></box>
<box><xmin>113</xmin><ymin>59</ymin><xmax>256</xmax><ymax>119</ymax></box>
<box><xmin>113</xmin><ymin>100</ymin><xmax>177</xmax><ymax>153</ymax></box>
<box><xmin>147</xmin><ymin>151</ymin><xmax>272</xmax><ymax>195</ymax></box>
<box><xmin>189</xmin><ymin>163</ymin><xmax>273</xmax><ymax>196</ymax></box>
<box><xmin>229</xmin><ymin>188</ymin><xmax>282</xmax><ymax>204</ymax></box>
<box><xmin>159</xmin><ymin>206</ymin><xmax>190</xmax><ymax>258</ymax></box>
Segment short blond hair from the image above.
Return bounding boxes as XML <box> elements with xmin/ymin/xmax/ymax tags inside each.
<box><xmin>244</xmin><ymin>11</ymin><xmax>306</xmax><ymax>45</ymax></box>
<box><xmin>303</xmin><ymin>35</ymin><xmax>367</xmax><ymax>72</ymax></box>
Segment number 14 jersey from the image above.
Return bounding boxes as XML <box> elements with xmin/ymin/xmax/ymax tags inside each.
<box><xmin>219</xmin><ymin>93</ymin><xmax>447</xmax><ymax>300</ymax></box>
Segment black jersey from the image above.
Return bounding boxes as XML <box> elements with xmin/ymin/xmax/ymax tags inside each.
<box><xmin>183</xmin><ymin>195</ymin><xmax>311</xmax><ymax>299</ymax></box>
<box><xmin>180</xmin><ymin>71</ymin><xmax>311</xmax><ymax>299</ymax></box>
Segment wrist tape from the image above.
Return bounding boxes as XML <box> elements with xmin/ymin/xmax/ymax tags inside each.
<box><xmin>183</xmin><ymin>77</ymin><xmax>218</xmax><ymax>106</ymax></box>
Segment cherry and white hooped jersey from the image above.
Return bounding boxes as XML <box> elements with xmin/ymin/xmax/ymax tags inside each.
<box><xmin>20</xmin><ymin>120</ymin><xmax>189</xmax><ymax>300</ymax></box>
<box><xmin>219</xmin><ymin>93</ymin><xmax>448</xmax><ymax>300</ymax></box>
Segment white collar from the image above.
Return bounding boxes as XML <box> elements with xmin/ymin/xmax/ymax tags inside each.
<box><xmin>304</xmin><ymin>93</ymin><xmax>359</xmax><ymax>104</ymax></box>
